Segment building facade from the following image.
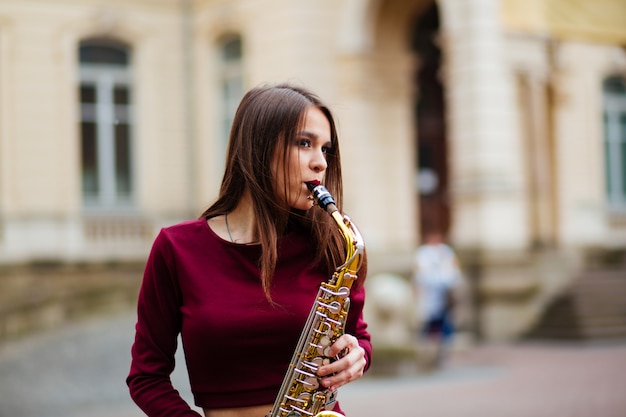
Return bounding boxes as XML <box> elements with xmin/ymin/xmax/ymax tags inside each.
<box><xmin>1</xmin><ymin>0</ymin><xmax>625</xmax><ymax>341</ymax></box>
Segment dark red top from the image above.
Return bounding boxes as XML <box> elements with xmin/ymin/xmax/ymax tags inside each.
<box><xmin>127</xmin><ymin>218</ymin><xmax>372</xmax><ymax>416</ymax></box>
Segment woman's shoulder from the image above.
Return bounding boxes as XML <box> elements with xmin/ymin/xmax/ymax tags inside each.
<box><xmin>148</xmin><ymin>219</ymin><xmax>217</xmax><ymax>259</ymax></box>
<box><xmin>157</xmin><ymin>218</ymin><xmax>209</xmax><ymax>242</ymax></box>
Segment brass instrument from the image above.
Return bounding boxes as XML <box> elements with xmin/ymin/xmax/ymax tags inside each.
<box><xmin>267</xmin><ymin>182</ymin><xmax>365</xmax><ymax>417</ymax></box>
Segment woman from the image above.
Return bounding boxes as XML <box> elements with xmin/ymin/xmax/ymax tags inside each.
<box><xmin>127</xmin><ymin>83</ymin><xmax>371</xmax><ymax>417</ymax></box>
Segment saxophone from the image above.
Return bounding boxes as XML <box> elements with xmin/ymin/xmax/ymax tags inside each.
<box><xmin>267</xmin><ymin>181</ymin><xmax>365</xmax><ymax>417</ymax></box>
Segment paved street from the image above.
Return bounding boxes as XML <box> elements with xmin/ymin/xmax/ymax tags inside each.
<box><xmin>1</xmin><ymin>310</ymin><xmax>625</xmax><ymax>417</ymax></box>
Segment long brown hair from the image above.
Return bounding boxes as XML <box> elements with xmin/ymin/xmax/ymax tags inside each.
<box><xmin>200</xmin><ymin>83</ymin><xmax>367</xmax><ymax>300</ymax></box>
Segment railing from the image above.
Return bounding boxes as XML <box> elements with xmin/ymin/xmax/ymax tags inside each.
<box><xmin>83</xmin><ymin>215</ymin><xmax>153</xmax><ymax>243</ymax></box>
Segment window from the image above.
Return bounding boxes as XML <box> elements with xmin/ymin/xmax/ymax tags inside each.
<box><xmin>219</xmin><ymin>35</ymin><xmax>243</xmax><ymax>149</ymax></box>
<box><xmin>79</xmin><ymin>39</ymin><xmax>133</xmax><ymax>209</ymax></box>
<box><xmin>603</xmin><ymin>76</ymin><xmax>626</xmax><ymax>210</ymax></box>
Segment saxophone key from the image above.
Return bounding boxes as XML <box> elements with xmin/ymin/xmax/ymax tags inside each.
<box><xmin>316</xmin><ymin>336</ymin><xmax>333</xmax><ymax>356</ymax></box>
<box><xmin>309</xmin><ymin>356</ymin><xmax>331</xmax><ymax>370</ymax></box>
<box><xmin>318</xmin><ymin>300</ymin><xmax>342</xmax><ymax>314</ymax></box>
<box><xmin>302</xmin><ymin>376</ymin><xmax>320</xmax><ymax>390</ymax></box>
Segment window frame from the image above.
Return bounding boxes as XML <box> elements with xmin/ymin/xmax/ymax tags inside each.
<box><xmin>603</xmin><ymin>75</ymin><xmax>626</xmax><ymax>211</ymax></box>
<box><xmin>219</xmin><ymin>35</ymin><xmax>243</xmax><ymax>151</ymax></box>
<box><xmin>79</xmin><ymin>41</ymin><xmax>135</xmax><ymax>212</ymax></box>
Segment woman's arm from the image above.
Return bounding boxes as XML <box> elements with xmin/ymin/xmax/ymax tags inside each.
<box><xmin>127</xmin><ymin>230</ymin><xmax>202</xmax><ymax>417</ymax></box>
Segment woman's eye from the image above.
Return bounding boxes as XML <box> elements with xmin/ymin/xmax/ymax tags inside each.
<box><xmin>298</xmin><ymin>139</ymin><xmax>311</xmax><ymax>148</ymax></box>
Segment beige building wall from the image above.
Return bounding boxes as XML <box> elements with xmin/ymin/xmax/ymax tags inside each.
<box><xmin>1</xmin><ymin>0</ymin><xmax>625</xmax><ymax>341</ymax></box>
<box><xmin>0</xmin><ymin>0</ymin><xmax>418</xmax><ymax>267</ymax></box>
<box><xmin>553</xmin><ymin>42</ymin><xmax>626</xmax><ymax>246</ymax></box>
<box><xmin>478</xmin><ymin>0</ymin><xmax>626</xmax><ymax>339</ymax></box>
<box><xmin>0</xmin><ymin>0</ymin><xmax>191</xmax><ymax>262</ymax></box>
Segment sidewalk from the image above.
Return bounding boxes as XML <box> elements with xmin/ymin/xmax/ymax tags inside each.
<box><xmin>1</xmin><ymin>310</ymin><xmax>625</xmax><ymax>417</ymax></box>
<box><xmin>341</xmin><ymin>340</ymin><xmax>626</xmax><ymax>417</ymax></box>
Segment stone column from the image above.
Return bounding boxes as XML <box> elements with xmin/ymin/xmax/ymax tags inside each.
<box><xmin>439</xmin><ymin>0</ymin><xmax>528</xmax><ymax>251</ymax></box>
<box><xmin>439</xmin><ymin>0</ymin><xmax>533</xmax><ymax>340</ymax></box>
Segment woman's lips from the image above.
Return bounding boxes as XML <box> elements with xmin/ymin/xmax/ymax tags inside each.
<box><xmin>305</xmin><ymin>180</ymin><xmax>320</xmax><ymax>192</ymax></box>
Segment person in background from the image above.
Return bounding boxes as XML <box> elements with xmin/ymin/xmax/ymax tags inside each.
<box><xmin>126</xmin><ymin>83</ymin><xmax>371</xmax><ymax>417</ymax></box>
<box><xmin>412</xmin><ymin>230</ymin><xmax>461</xmax><ymax>366</ymax></box>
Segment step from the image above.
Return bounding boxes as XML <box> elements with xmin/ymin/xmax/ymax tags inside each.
<box><xmin>527</xmin><ymin>267</ymin><xmax>626</xmax><ymax>341</ymax></box>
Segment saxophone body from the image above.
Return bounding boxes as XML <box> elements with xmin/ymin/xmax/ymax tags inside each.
<box><xmin>267</xmin><ymin>182</ymin><xmax>365</xmax><ymax>417</ymax></box>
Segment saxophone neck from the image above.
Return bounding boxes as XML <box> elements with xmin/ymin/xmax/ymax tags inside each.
<box><xmin>305</xmin><ymin>181</ymin><xmax>364</xmax><ymax>275</ymax></box>
<box><xmin>334</xmin><ymin>212</ymin><xmax>365</xmax><ymax>277</ymax></box>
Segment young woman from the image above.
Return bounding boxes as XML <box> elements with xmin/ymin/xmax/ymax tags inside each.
<box><xmin>127</xmin><ymin>83</ymin><xmax>371</xmax><ymax>417</ymax></box>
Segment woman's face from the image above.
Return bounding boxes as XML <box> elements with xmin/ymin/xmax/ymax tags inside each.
<box><xmin>272</xmin><ymin>106</ymin><xmax>332</xmax><ymax>210</ymax></box>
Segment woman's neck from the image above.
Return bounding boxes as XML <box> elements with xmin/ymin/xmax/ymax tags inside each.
<box><xmin>225</xmin><ymin>190</ymin><xmax>258</xmax><ymax>244</ymax></box>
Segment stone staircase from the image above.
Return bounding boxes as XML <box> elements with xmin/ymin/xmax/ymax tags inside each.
<box><xmin>527</xmin><ymin>267</ymin><xmax>626</xmax><ymax>341</ymax></box>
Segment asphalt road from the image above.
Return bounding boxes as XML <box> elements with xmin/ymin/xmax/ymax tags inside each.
<box><xmin>1</xmin><ymin>311</ymin><xmax>625</xmax><ymax>417</ymax></box>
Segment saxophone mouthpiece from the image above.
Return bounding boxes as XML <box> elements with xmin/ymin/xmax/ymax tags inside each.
<box><xmin>305</xmin><ymin>181</ymin><xmax>337</xmax><ymax>213</ymax></box>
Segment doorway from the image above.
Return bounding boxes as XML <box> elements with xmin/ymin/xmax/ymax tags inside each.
<box><xmin>412</xmin><ymin>2</ymin><xmax>449</xmax><ymax>240</ymax></box>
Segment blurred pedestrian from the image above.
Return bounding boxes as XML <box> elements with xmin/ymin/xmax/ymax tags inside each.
<box><xmin>412</xmin><ymin>230</ymin><xmax>462</xmax><ymax>366</ymax></box>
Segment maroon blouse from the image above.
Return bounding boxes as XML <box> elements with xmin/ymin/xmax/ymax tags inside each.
<box><xmin>127</xmin><ymin>219</ymin><xmax>371</xmax><ymax>416</ymax></box>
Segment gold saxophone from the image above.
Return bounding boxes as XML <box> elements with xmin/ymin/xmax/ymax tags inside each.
<box><xmin>267</xmin><ymin>182</ymin><xmax>365</xmax><ymax>417</ymax></box>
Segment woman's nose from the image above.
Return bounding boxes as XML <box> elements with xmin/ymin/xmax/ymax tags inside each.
<box><xmin>311</xmin><ymin>149</ymin><xmax>328</xmax><ymax>172</ymax></box>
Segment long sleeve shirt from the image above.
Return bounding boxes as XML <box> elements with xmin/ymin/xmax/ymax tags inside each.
<box><xmin>127</xmin><ymin>218</ymin><xmax>371</xmax><ymax>416</ymax></box>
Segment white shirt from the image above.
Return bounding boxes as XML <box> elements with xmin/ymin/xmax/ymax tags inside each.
<box><xmin>414</xmin><ymin>243</ymin><xmax>461</xmax><ymax>319</ymax></box>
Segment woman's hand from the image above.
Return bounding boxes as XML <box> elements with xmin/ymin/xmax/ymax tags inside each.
<box><xmin>317</xmin><ymin>334</ymin><xmax>366</xmax><ymax>391</ymax></box>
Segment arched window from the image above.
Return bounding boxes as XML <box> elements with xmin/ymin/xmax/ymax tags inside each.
<box><xmin>219</xmin><ymin>35</ymin><xmax>243</xmax><ymax>149</ymax></box>
<box><xmin>603</xmin><ymin>75</ymin><xmax>626</xmax><ymax>209</ymax></box>
<box><xmin>79</xmin><ymin>39</ymin><xmax>133</xmax><ymax>209</ymax></box>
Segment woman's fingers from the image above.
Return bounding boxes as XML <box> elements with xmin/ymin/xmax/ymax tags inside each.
<box><xmin>318</xmin><ymin>334</ymin><xmax>366</xmax><ymax>391</ymax></box>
